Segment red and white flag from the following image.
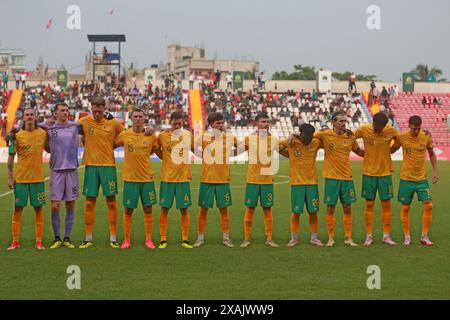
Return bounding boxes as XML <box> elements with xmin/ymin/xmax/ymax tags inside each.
<box><xmin>46</xmin><ymin>18</ymin><xmax>52</xmax><ymax>29</ymax></box>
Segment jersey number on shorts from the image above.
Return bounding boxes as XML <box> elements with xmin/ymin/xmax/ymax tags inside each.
<box><xmin>37</xmin><ymin>192</ymin><xmax>45</xmax><ymax>202</ymax></box>
<box><xmin>108</xmin><ymin>181</ymin><xmax>116</xmax><ymax>193</ymax></box>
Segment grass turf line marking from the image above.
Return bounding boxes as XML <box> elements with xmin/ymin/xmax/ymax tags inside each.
<box><xmin>0</xmin><ymin>165</ymin><xmax>85</xmax><ymax>198</ymax></box>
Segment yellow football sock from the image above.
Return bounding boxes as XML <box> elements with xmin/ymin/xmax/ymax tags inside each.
<box><xmin>198</xmin><ymin>207</ymin><xmax>208</xmax><ymax>235</ymax></box>
<box><xmin>143</xmin><ymin>207</ymin><xmax>153</xmax><ymax>241</ymax></box>
<box><xmin>219</xmin><ymin>207</ymin><xmax>230</xmax><ymax>235</ymax></box>
<box><xmin>244</xmin><ymin>207</ymin><xmax>255</xmax><ymax>241</ymax></box>
<box><xmin>85</xmin><ymin>198</ymin><xmax>96</xmax><ymax>237</ymax></box>
<box><xmin>381</xmin><ymin>200</ymin><xmax>392</xmax><ymax>235</ymax></box>
<box><xmin>181</xmin><ymin>209</ymin><xmax>190</xmax><ymax>242</ymax></box>
<box><xmin>106</xmin><ymin>198</ymin><xmax>118</xmax><ymax>238</ymax></box>
<box><xmin>344</xmin><ymin>212</ymin><xmax>353</xmax><ymax>240</ymax></box>
<box><xmin>123</xmin><ymin>212</ymin><xmax>132</xmax><ymax>241</ymax></box>
<box><xmin>263</xmin><ymin>208</ymin><xmax>273</xmax><ymax>241</ymax></box>
<box><xmin>364</xmin><ymin>200</ymin><xmax>375</xmax><ymax>236</ymax></box>
<box><xmin>159</xmin><ymin>209</ymin><xmax>169</xmax><ymax>242</ymax></box>
<box><xmin>422</xmin><ymin>202</ymin><xmax>433</xmax><ymax>236</ymax></box>
<box><xmin>12</xmin><ymin>207</ymin><xmax>23</xmax><ymax>242</ymax></box>
<box><xmin>309</xmin><ymin>213</ymin><xmax>318</xmax><ymax>234</ymax></box>
<box><xmin>401</xmin><ymin>204</ymin><xmax>411</xmax><ymax>237</ymax></box>
<box><xmin>326</xmin><ymin>207</ymin><xmax>335</xmax><ymax>240</ymax></box>
<box><xmin>290</xmin><ymin>213</ymin><xmax>300</xmax><ymax>234</ymax></box>
<box><xmin>34</xmin><ymin>206</ymin><xmax>44</xmax><ymax>242</ymax></box>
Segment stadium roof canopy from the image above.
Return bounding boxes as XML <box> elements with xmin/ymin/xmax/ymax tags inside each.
<box><xmin>87</xmin><ymin>34</ymin><xmax>126</xmax><ymax>42</ymax></box>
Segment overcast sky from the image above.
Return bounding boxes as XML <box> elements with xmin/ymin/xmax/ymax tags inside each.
<box><xmin>1</xmin><ymin>0</ymin><xmax>449</xmax><ymax>81</ymax></box>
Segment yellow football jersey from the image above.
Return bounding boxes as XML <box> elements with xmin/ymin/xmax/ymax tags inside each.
<box><xmin>10</xmin><ymin>128</ymin><xmax>47</xmax><ymax>183</ymax></box>
<box><xmin>279</xmin><ymin>138</ymin><xmax>322</xmax><ymax>185</ymax></box>
<box><xmin>245</xmin><ymin>133</ymin><xmax>278</xmax><ymax>184</ymax></box>
<box><xmin>355</xmin><ymin>124</ymin><xmax>398</xmax><ymax>177</ymax></box>
<box><xmin>157</xmin><ymin>129</ymin><xmax>194</xmax><ymax>182</ymax></box>
<box><xmin>115</xmin><ymin>129</ymin><xmax>159</xmax><ymax>182</ymax></box>
<box><xmin>314</xmin><ymin>129</ymin><xmax>359</xmax><ymax>180</ymax></box>
<box><xmin>199</xmin><ymin>131</ymin><xmax>238</xmax><ymax>183</ymax></box>
<box><xmin>78</xmin><ymin>116</ymin><xmax>123</xmax><ymax>166</ymax></box>
<box><xmin>393</xmin><ymin>130</ymin><xmax>433</xmax><ymax>181</ymax></box>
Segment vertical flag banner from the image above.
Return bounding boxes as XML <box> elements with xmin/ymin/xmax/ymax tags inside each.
<box><xmin>402</xmin><ymin>72</ymin><xmax>415</xmax><ymax>92</ymax></box>
<box><xmin>317</xmin><ymin>70</ymin><xmax>332</xmax><ymax>93</ymax></box>
<box><xmin>233</xmin><ymin>71</ymin><xmax>244</xmax><ymax>90</ymax></box>
<box><xmin>57</xmin><ymin>70</ymin><xmax>68</xmax><ymax>89</ymax></box>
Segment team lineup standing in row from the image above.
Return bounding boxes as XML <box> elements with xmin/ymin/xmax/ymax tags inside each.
<box><xmin>6</xmin><ymin>97</ymin><xmax>438</xmax><ymax>250</ymax></box>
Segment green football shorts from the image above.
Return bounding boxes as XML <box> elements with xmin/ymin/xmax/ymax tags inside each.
<box><xmin>245</xmin><ymin>183</ymin><xmax>274</xmax><ymax>208</ymax></box>
<box><xmin>198</xmin><ymin>182</ymin><xmax>232</xmax><ymax>208</ymax></box>
<box><xmin>83</xmin><ymin>166</ymin><xmax>118</xmax><ymax>197</ymax></box>
<box><xmin>123</xmin><ymin>181</ymin><xmax>157</xmax><ymax>209</ymax></box>
<box><xmin>291</xmin><ymin>185</ymin><xmax>320</xmax><ymax>214</ymax></box>
<box><xmin>159</xmin><ymin>181</ymin><xmax>192</xmax><ymax>209</ymax></box>
<box><xmin>324</xmin><ymin>178</ymin><xmax>356</xmax><ymax>205</ymax></box>
<box><xmin>398</xmin><ymin>179</ymin><xmax>431</xmax><ymax>205</ymax></box>
<box><xmin>14</xmin><ymin>182</ymin><xmax>46</xmax><ymax>207</ymax></box>
<box><xmin>361</xmin><ymin>175</ymin><xmax>393</xmax><ymax>201</ymax></box>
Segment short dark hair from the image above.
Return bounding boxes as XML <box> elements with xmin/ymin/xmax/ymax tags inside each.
<box><xmin>331</xmin><ymin>110</ymin><xmax>346</xmax><ymax>121</ymax></box>
<box><xmin>207</xmin><ymin>112</ymin><xmax>224</xmax><ymax>124</ymax></box>
<box><xmin>131</xmin><ymin>108</ymin><xmax>146</xmax><ymax>117</ymax></box>
<box><xmin>170</xmin><ymin>111</ymin><xmax>184</xmax><ymax>121</ymax></box>
<box><xmin>90</xmin><ymin>96</ymin><xmax>106</xmax><ymax>106</ymax></box>
<box><xmin>300</xmin><ymin>123</ymin><xmax>315</xmax><ymax>136</ymax></box>
<box><xmin>54</xmin><ymin>102</ymin><xmax>68</xmax><ymax>112</ymax></box>
<box><xmin>373</xmin><ymin>112</ymin><xmax>389</xmax><ymax>126</ymax></box>
<box><xmin>409</xmin><ymin>115</ymin><xmax>422</xmax><ymax>126</ymax></box>
<box><xmin>23</xmin><ymin>106</ymin><xmax>36</xmax><ymax>114</ymax></box>
<box><xmin>254</xmin><ymin>112</ymin><xmax>270</xmax><ymax>122</ymax></box>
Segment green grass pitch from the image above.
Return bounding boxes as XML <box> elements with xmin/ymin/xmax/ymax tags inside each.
<box><xmin>0</xmin><ymin>160</ymin><xmax>449</xmax><ymax>299</ymax></box>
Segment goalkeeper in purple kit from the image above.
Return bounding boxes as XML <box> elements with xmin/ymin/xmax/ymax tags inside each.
<box><xmin>41</xmin><ymin>103</ymin><xmax>81</xmax><ymax>249</ymax></box>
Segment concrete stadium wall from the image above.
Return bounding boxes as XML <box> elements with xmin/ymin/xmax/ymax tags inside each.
<box><xmin>6</xmin><ymin>79</ymin><xmax>450</xmax><ymax>94</ymax></box>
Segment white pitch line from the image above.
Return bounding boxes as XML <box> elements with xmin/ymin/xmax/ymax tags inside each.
<box><xmin>0</xmin><ymin>165</ymin><xmax>85</xmax><ymax>198</ymax></box>
<box><xmin>1</xmin><ymin>168</ymin><xmax>289</xmax><ymax>197</ymax></box>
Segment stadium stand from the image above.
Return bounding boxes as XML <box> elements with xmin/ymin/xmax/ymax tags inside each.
<box><xmin>389</xmin><ymin>92</ymin><xmax>450</xmax><ymax>146</ymax></box>
<box><xmin>1</xmin><ymin>79</ymin><xmax>448</xmax><ymax>144</ymax></box>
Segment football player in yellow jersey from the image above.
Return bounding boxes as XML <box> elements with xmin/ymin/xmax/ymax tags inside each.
<box><xmin>77</xmin><ymin>97</ymin><xmax>124</xmax><ymax>249</ymax></box>
<box><xmin>355</xmin><ymin>112</ymin><xmax>398</xmax><ymax>246</ymax></box>
<box><xmin>280</xmin><ymin>124</ymin><xmax>324</xmax><ymax>246</ymax></box>
<box><xmin>156</xmin><ymin>111</ymin><xmax>195</xmax><ymax>249</ymax></box>
<box><xmin>240</xmin><ymin>113</ymin><xmax>279</xmax><ymax>248</ymax></box>
<box><xmin>7</xmin><ymin>107</ymin><xmax>47</xmax><ymax>250</ymax></box>
<box><xmin>314</xmin><ymin>111</ymin><xmax>364</xmax><ymax>247</ymax></box>
<box><xmin>390</xmin><ymin>115</ymin><xmax>438</xmax><ymax>246</ymax></box>
<box><xmin>114</xmin><ymin>108</ymin><xmax>160</xmax><ymax>250</ymax></box>
<box><xmin>193</xmin><ymin>112</ymin><xmax>237</xmax><ymax>248</ymax></box>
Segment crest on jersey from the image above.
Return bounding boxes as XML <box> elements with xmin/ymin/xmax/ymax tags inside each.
<box><xmin>143</xmin><ymin>141</ymin><xmax>150</xmax><ymax>147</ymax></box>
<box><xmin>293</xmin><ymin>149</ymin><xmax>302</xmax><ymax>157</ymax></box>
<box><xmin>103</xmin><ymin>125</ymin><xmax>111</xmax><ymax>131</ymax></box>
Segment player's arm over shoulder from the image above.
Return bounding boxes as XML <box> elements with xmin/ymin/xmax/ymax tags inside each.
<box><xmin>312</xmin><ymin>137</ymin><xmax>323</xmax><ymax>149</ymax></box>
<box><xmin>313</xmin><ymin>131</ymin><xmax>323</xmax><ymax>140</ymax></box>
<box><xmin>354</xmin><ymin>126</ymin><xmax>364</xmax><ymax>139</ymax></box>
<box><xmin>114</xmin><ymin>119</ymin><xmax>124</xmax><ymax>135</ymax></box>
<box><xmin>151</xmin><ymin>137</ymin><xmax>163</xmax><ymax>159</ymax></box>
<box><xmin>114</xmin><ymin>131</ymin><xmax>125</xmax><ymax>147</ymax></box>
<box><xmin>390</xmin><ymin>134</ymin><xmax>402</xmax><ymax>153</ymax></box>
<box><xmin>278</xmin><ymin>139</ymin><xmax>290</xmax><ymax>158</ymax></box>
<box><xmin>351</xmin><ymin>135</ymin><xmax>364</xmax><ymax>157</ymax></box>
